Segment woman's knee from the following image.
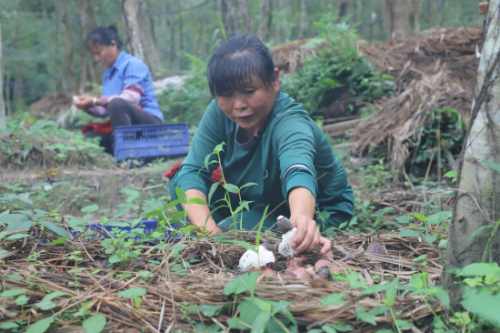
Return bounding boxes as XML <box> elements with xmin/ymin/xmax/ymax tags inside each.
<box><xmin>107</xmin><ymin>98</ymin><xmax>128</xmax><ymax>115</ymax></box>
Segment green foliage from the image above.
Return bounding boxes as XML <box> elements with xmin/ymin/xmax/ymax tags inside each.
<box><xmin>0</xmin><ymin>117</ymin><xmax>111</xmax><ymax>170</ymax></box>
<box><xmin>25</xmin><ymin>317</ymin><xmax>55</xmax><ymax>333</ymax></box>
<box><xmin>83</xmin><ymin>315</ymin><xmax>107</xmax><ymax>333</ymax></box>
<box><xmin>280</xmin><ymin>16</ymin><xmax>393</xmax><ymax>120</ymax></box>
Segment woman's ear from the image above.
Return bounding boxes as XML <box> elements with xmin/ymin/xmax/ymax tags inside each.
<box><xmin>110</xmin><ymin>40</ymin><xmax>118</xmax><ymax>50</ymax></box>
<box><xmin>273</xmin><ymin>68</ymin><xmax>280</xmax><ymax>94</ymax></box>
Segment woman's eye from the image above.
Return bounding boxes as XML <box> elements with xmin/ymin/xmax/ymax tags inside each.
<box><xmin>245</xmin><ymin>90</ymin><xmax>255</xmax><ymax>94</ymax></box>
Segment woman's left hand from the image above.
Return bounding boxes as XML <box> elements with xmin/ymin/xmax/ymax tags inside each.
<box><xmin>289</xmin><ymin>214</ymin><xmax>331</xmax><ymax>256</ymax></box>
<box><xmin>72</xmin><ymin>95</ymin><xmax>95</xmax><ymax>110</ymax></box>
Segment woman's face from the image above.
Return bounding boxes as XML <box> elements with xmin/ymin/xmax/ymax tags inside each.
<box><xmin>216</xmin><ymin>69</ymin><xmax>280</xmax><ymax>139</ymax></box>
<box><xmin>87</xmin><ymin>41</ymin><xmax>120</xmax><ymax>68</ymax></box>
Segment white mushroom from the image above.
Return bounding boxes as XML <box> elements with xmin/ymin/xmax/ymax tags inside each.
<box><xmin>277</xmin><ymin>215</ymin><xmax>297</xmax><ymax>258</ymax></box>
<box><xmin>238</xmin><ymin>243</ymin><xmax>276</xmax><ymax>272</ymax></box>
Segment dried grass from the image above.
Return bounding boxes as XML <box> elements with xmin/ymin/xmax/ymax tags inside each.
<box><xmin>1</xmin><ymin>228</ymin><xmax>444</xmax><ymax>332</ymax></box>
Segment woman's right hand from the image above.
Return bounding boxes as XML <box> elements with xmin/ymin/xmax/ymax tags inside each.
<box><xmin>183</xmin><ymin>189</ymin><xmax>222</xmax><ymax>235</ymax></box>
<box><xmin>72</xmin><ymin>95</ymin><xmax>95</xmax><ymax>110</ymax></box>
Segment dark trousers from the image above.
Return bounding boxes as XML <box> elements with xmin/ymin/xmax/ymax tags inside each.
<box><xmin>85</xmin><ymin>98</ymin><xmax>162</xmax><ymax>155</ymax></box>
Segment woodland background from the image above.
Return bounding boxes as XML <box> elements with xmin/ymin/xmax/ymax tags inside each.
<box><xmin>0</xmin><ymin>0</ymin><xmax>484</xmax><ymax>114</ymax></box>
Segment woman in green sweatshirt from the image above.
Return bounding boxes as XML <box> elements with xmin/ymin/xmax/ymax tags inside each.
<box><xmin>168</xmin><ymin>35</ymin><xmax>354</xmax><ymax>255</ymax></box>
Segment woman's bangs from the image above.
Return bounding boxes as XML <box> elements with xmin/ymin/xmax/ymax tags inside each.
<box><xmin>209</xmin><ymin>56</ymin><xmax>256</xmax><ymax>96</ymax></box>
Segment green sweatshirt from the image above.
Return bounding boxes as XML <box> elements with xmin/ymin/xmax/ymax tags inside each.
<box><xmin>170</xmin><ymin>92</ymin><xmax>354</xmax><ymax>228</ymax></box>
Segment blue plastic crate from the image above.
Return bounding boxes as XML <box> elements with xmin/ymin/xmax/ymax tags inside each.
<box><xmin>114</xmin><ymin>123</ymin><xmax>189</xmax><ymax>163</ymax></box>
<box><xmin>40</xmin><ymin>220</ymin><xmax>183</xmax><ymax>243</ymax></box>
<box><xmin>76</xmin><ymin>219</ymin><xmax>183</xmax><ymax>241</ymax></box>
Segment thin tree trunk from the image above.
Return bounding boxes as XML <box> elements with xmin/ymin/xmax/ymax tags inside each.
<box><xmin>84</xmin><ymin>0</ymin><xmax>99</xmax><ymax>84</ymax></box>
<box><xmin>258</xmin><ymin>0</ymin><xmax>272</xmax><ymax>41</ymax></box>
<box><xmin>299</xmin><ymin>0</ymin><xmax>307</xmax><ymax>38</ymax></box>
<box><xmin>12</xmin><ymin>1</ymin><xmax>25</xmax><ymax>111</ymax></box>
<box><xmin>122</xmin><ymin>0</ymin><xmax>163</xmax><ymax>74</ymax></box>
<box><xmin>442</xmin><ymin>0</ymin><xmax>500</xmax><ymax>307</ymax></box>
<box><xmin>78</xmin><ymin>0</ymin><xmax>89</xmax><ymax>93</ymax></box>
<box><xmin>59</xmin><ymin>1</ymin><xmax>77</xmax><ymax>92</ymax></box>
<box><xmin>336</xmin><ymin>0</ymin><xmax>349</xmax><ymax>21</ymax></box>
<box><xmin>221</xmin><ymin>0</ymin><xmax>237</xmax><ymax>37</ymax></box>
<box><xmin>381</xmin><ymin>0</ymin><xmax>416</xmax><ymax>41</ymax></box>
<box><xmin>0</xmin><ymin>17</ymin><xmax>5</xmax><ymax>127</ymax></box>
<box><xmin>238</xmin><ymin>0</ymin><xmax>252</xmax><ymax>34</ymax></box>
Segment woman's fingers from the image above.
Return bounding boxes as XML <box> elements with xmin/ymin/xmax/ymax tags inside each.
<box><xmin>318</xmin><ymin>236</ymin><xmax>332</xmax><ymax>255</ymax></box>
<box><xmin>290</xmin><ymin>215</ymin><xmax>308</xmax><ymax>250</ymax></box>
<box><xmin>305</xmin><ymin>226</ymin><xmax>320</xmax><ymax>253</ymax></box>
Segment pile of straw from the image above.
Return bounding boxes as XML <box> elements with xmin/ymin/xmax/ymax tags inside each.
<box><xmin>1</xmin><ymin>229</ymin><xmax>444</xmax><ymax>332</ymax></box>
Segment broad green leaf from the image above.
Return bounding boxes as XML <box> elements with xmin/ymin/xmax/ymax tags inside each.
<box><xmin>198</xmin><ymin>304</ymin><xmax>225</xmax><ymax>317</ymax></box>
<box><xmin>321</xmin><ymin>324</ymin><xmax>338</xmax><ymax>333</ymax></box>
<box><xmin>118</xmin><ymin>287</ymin><xmax>147</xmax><ymax>299</ymax></box>
<box><xmin>83</xmin><ymin>315</ymin><xmax>106</xmax><ymax>333</ymax></box>
<box><xmin>482</xmin><ymin>161</ymin><xmax>500</xmax><ymax>172</ymax></box>
<box><xmin>222</xmin><ymin>183</ymin><xmax>239</xmax><ymax>194</ymax></box>
<box><xmin>38</xmin><ymin>220</ymin><xmax>69</xmax><ymax>238</ymax></box>
<box><xmin>360</xmin><ymin>283</ymin><xmax>391</xmax><ymax>296</ymax></box>
<box><xmin>356</xmin><ymin>307</ymin><xmax>376</xmax><ymax>325</ymax></box>
<box><xmin>208</xmin><ymin>182</ymin><xmax>220</xmax><ymax>205</ymax></box>
<box><xmin>175</xmin><ymin>187</ymin><xmax>188</xmax><ymax>204</ymax></box>
<box><xmin>395</xmin><ymin>319</ymin><xmax>413</xmax><ymax>329</ymax></box>
<box><xmin>246</xmin><ymin>297</ymin><xmax>272</xmax><ymax>313</ymax></box>
<box><xmin>411</xmin><ymin>213</ymin><xmax>428</xmax><ymax>222</ymax></box>
<box><xmin>223</xmin><ymin>272</ymin><xmax>258</xmax><ymax>296</ymax></box>
<box><xmin>213</xmin><ymin>142</ymin><xmax>226</xmax><ymax>154</ymax></box>
<box><xmin>252</xmin><ymin>311</ymin><xmax>271</xmax><ymax>333</ymax></box>
<box><xmin>7</xmin><ymin>274</ymin><xmax>22</xmax><ymax>281</ymax></box>
<box><xmin>81</xmin><ymin>204</ymin><xmax>99</xmax><ymax>213</ymax></box>
<box><xmin>458</xmin><ymin>263</ymin><xmax>500</xmax><ymax>276</ymax></box>
<box><xmin>0</xmin><ymin>289</ymin><xmax>27</xmax><ymax>297</ymax></box>
<box><xmin>25</xmin><ymin>317</ymin><xmax>55</xmax><ymax>333</ymax></box>
<box><xmin>240</xmin><ymin>182</ymin><xmax>257</xmax><ymax>189</ymax></box>
<box><xmin>7</xmin><ymin>233</ymin><xmax>31</xmax><ymax>240</ymax></box>
<box><xmin>100</xmin><ymin>216</ymin><xmax>109</xmax><ymax>224</ymax></box>
<box><xmin>461</xmin><ymin>289</ymin><xmax>500</xmax><ymax>326</ymax></box>
<box><xmin>48</xmin><ymin>238</ymin><xmax>67</xmax><ymax>246</ymax></box>
<box><xmin>320</xmin><ymin>293</ymin><xmax>346</xmax><ymax>306</ymax></box>
<box><xmin>0</xmin><ymin>322</ymin><xmax>19</xmax><ymax>329</ymax></box>
<box><xmin>438</xmin><ymin>239</ymin><xmax>448</xmax><ymax>249</ymax></box>
<box><xmin>395</xmin><ymin>215</ymin><xmax>412</xmax><ymax>224</ymax></box>
<box><xmin>423</xmin><ymin>234</ymin><xmax>437</xmax><ymax>244</ymax></box>
<box><xmin>187</xmin><ymin>197</ymin><xmax>208</xmax><ymax>205</ymax></box>
<box><xmin>427</xmin><ymin>211</ymin><xmax>452</xmax><ymax>225</ymax></box>
<box><xmin>397</xmin><ymin>229</ymin><xmax>420</xmax><ymax>238</ymax></box>
<box><xmin>37</xmin><ymin>291</ymin><xmax>69</xmax><ymax>310</ymax></box>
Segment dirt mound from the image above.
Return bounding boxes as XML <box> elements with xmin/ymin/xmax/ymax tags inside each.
<box><xmin>351</xmin><ymin>26</ymin><xmax>482</xmax><ymax>171</ymax></box>
<box><xmin>28</xmin><ymin>92</ymin><xmax>73</xmax><ymax>119</ymax></box>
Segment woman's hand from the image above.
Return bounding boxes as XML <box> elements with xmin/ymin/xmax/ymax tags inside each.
<box><xmin>72</xmin><ymin>95</ymin><xmax>96</xmax><ymax>110</ymax></box>
<box><xmin>290</xmin><ymin>214</ymin><xmax>331</xmax><ymax>256</ymax></box>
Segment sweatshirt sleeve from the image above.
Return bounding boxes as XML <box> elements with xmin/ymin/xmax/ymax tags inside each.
<box><xmin>174</xmin><ymin>100</ymin><xmax>224</xmax><ymax>194</ymax></box>
<box><xmin>273</xmin><ymin>113</ymin><xmax>318</xmax><ymax>204</ymax></box>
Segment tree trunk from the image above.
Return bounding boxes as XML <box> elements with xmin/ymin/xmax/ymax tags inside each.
<box><xmin>221</xmin><ymin>0</ymin><xmax>237</xmax><ymax>37</ymax></box>
<box><xmin>381</xmin><ymin>0</ymin><xmax>417</xmax><ymax>41</ymax></box>
<box><xmin>258</xmin><ymin>0</ymin><xmax>272</xmax><ymax>41</ymax></box>
<box><xmin>84</xmin><ymin>0</ymin><xmax>99</xmax><ymax>84</ymax></box>
<box><xmin>442</xmin><ymin>0</ymin><xmax>500</xmax><ymax>306</ymax></box>
<box><xmin>122</xmin><ymin>0</ymin><xmax>163</xmax><ymax>74</ymax></box>
<box><xmin>0</xmin><ymin>17</ymin><xmax>5</xmax><ymax>128</ymax></box>
<box><xmin>336</xmin><ymin>0</ymin><xmax>349</xmax><ymax>21</ymax></box>
<box><xmin>59</xmin><ymin>1</ymin><xmax>77</xmax><ymax>93</ymax></box>
<box><xmin>299</xmin><ymin>0</ymin><xmax>307</xmax><ymax>38</ymax></box>
<box><xmin>78</xmin><ymin>0</ymin><xmax>89</xmax><ymax>93</ymax></box>
<box><xmin>238</xmin><ymin>0</ymin><xmax>252</xmax><ymax>35</ymax></box>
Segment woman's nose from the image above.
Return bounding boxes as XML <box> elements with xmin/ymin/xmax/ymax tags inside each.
<box><xmin>233</xmin><ymin>95</ymin><xmax>247</xmax><ymax>110</ymax></box>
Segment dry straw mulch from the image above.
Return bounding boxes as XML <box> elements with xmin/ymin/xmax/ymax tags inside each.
<box><xmin>351</xmin><ymin>26</ymin><xmax>482</xmax><ymax>172</ymax></box>
<box><xmin>1</xmin><ymin>229</ymin><xmax>444</xmax><ymax>332</ymax></box>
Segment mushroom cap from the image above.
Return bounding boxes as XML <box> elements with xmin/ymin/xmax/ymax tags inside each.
<box><xmin>277</xmin><ymin>215</ymin><xmax>294</xmax><ymax>234</ymax></box>
<box><xmin>238</xmin><ymin>244</ymin><xmax>276</xmax><ymax>272</ymax></box>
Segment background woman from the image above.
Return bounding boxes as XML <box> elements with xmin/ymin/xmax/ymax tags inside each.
<box><xmin>168</xmin><ymin>35</ymin><xmax>354</xmax><ymax>256</ymax></box>
<box><xmin>73</xmin><ymin>25</ymin><xmax>163</xmax><ymax>154</ymax></box>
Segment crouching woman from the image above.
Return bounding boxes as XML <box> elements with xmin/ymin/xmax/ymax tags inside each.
<box><xmin>73</xmin><ymin>25</ymin><xmax>163</xmax><ymax>154</ymax></box>
<box><xmin>168</xmin><ymin>35</ymin><xmax>354</xmax><ymax>255</ymax></box>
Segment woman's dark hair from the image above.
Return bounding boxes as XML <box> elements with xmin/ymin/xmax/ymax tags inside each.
<box><xmin>85</xmin><ymin>25</ymin><xmax>123</xmax><ymax>49</ymax></box>
<box><xmin>207</xmin><ymin>35</ymin><xmax>277</xmax><ymax>97</ymax></box>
